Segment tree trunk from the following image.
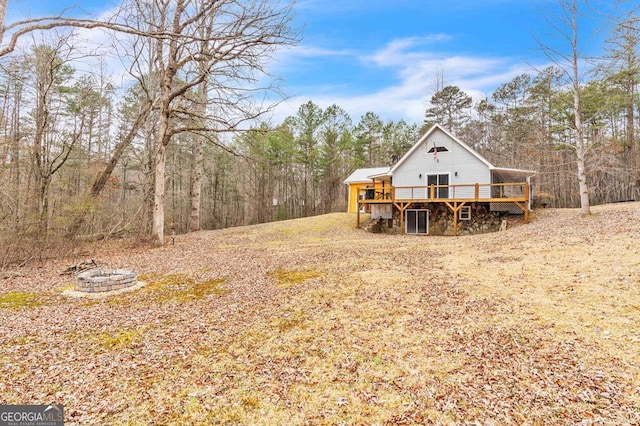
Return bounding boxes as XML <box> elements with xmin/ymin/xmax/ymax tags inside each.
<box><xmin>38</xmin><ymin>176</ymin><xmax>51</xmax><ymax>235</ymax></box>
<box><xmin>152</xmin><ymin>143</ymin><xmax>167</xmax><ymax>244</ymax></box>
<box><xmin>629</xmin><ymin>88</ymin><xmax>638</xmax><ymax>200</ymax></box>
<box><xmin>33</xmin><ymin>92</ymin><xmax>48</xmax><ymax>232</ymax></box>
<box><xmin>570</xmin><ymin>0</ymin><xmax>590</xmax><ymax>215</ymax></box>
<box><xmin>91</xmin><ymin>101</ymin><xmax>151</xmax><ymax>197</ymax></box>
<box><xmin>140</xmin><ymin>125</ymin><xmax>156</xmax><ymax>237</ymax></box>
<box><xmin>10</xmin><ymin>81</ymin><xmax>22</xmax><ymax>226</ymax></box>
<box><xmin>189</xmin><ymin>68</ymin><xmax>206</xmax><ymax>232</ymax></box>
<box><xmin>0</xmin><ymin>0</ymin><xmax>6</xmax><ymax>45</ymax></box>
<box><xmin>575</xmin><ymin>129</ymin><xmax>590</xmax><ymax>214</ymax></box>
<box><xmin>189</xmin><ymin>135</ymin><xmax>203</xmax><ymax>232</ymax></box>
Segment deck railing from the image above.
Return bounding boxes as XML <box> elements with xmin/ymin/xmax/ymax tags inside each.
<box><xmin>355</xmin><ymin>181</ymin><xmax>531</xmax><ymax>234</ymax></box>
<box><xmin>357</xmin><ymin>182</ymin><xmax>529</xmax><ymax>203</ymax></box>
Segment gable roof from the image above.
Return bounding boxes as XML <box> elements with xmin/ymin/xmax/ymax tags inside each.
<box><xmin>343</xmin><ymin>167</ymin><xmax>391</xmax><ymax>184</ymax></box>
<box><xmin>344</xmin><ymin>124</ymin><xmax>536</xmax><ymax>185</ymax></box>
<box><xmin>388</xmin><ymin>123</ymin><xmax>493</xmax><ymax>175</ymax></box>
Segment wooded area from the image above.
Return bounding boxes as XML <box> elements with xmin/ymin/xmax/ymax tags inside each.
<box><xmin>0</xmin><ymin>1</ymin><xmax>639</xmax><ymax>266</ymax></box>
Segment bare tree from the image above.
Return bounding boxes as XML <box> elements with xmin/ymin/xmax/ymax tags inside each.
<box><xmin>113</xmin><ymin>0</ymin><xmax>295</xmax><ymax>244</ymax></box>
<box><xmin>0</xmin><ymin>0</ymin><xmax>6</xmax><ymax>46</ymax></box>
<box><xmin>189</xmin><ymin>71</ymin><xmax>206</xmax><ymax>232</ymax></box>
<box><xmin>8</xmin><ymin>0</ymin><xmax>295</xmax><ymax>243</ymax></box>
<box><xmin>0</xmin><ymin>56</ymin><xmax>26</xmax><ymax>229</ymax></box>
<box><xmin>603</xmin><ymin>10</ymin><xmax>640</xmax><ymax>200</ymax></box>
<box><xmin>536</xmin><ymin>0</ymin><xmax>593</xmax><ymax>215</ymax></box>
<box><xmin>188</xmin><ymin>14</ymin><xmax>214</xmax><ymax>233</ymax></box>
<box><xmin>26</xmin><ymin>36</ymin><xmax>83</xmax><ymax>232</ymax></box>
<box><xmin>0</xmin><ymin>1</ymin><xmax>197</xmax><ymax>58</ymax></box>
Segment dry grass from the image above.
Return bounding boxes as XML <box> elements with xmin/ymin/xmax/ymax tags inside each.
<box><xmin>1</xmin><ymin>203</ymin><xmax>639</xmax><ymax>424</ymax></box>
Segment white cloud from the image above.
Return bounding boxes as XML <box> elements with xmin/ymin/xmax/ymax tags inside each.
<box><xmin>281</xmin><ymin>44</ymin><xmax>355</xmax><ymax>58</ymax></box>
<box><xmin>5</xmin><ymin>3</ymin><xmax>136</xmax><ymax>92</ymax></box>
<box><xmin>364</xmin><ymin>35</ymin><xmax>453</xmax><ymax>67</ymax></box>
<box><xmin>271</xmin><ymin>36</ymin><xmax>538</xmax><ymax>125</ymax></box>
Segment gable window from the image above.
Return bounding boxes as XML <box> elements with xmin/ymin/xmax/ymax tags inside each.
<box><xmin>427</xmin><ymin>146</ymin><xmax>449</xmax><ymax>154</ymax></box>
<box><xmin>426</xmin><ymin>145</ymin><xmax>448</xmax><ymax>162</ymax></box>
<box><xmin>427</xmin><ymin>174</ymin><xmax>449</xmax><ymax>198</ymax></box>
<box><xmin>459</xmin><ymin>206</ymin><xmax>471</xmax><ymax>221</ymax></box>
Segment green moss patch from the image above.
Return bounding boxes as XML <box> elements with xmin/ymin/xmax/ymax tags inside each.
<box><xmin>136</xmin><ymin>273</ymin><xmax>227</xmax><ymax>303</ymax></box>
<box><xmin>86</xmin><ymin>327</ymin><xmax>149</xmax><ymax>352</ymax></box>
<box><xmin>267</xmin><ymin>268</ymin><xmax>322</xmax><ymax>288</ymax></box>
<box><xmin>0</xmin><ymin>291</ymin><xmax>43</xmax><ymax>310</ymax></box>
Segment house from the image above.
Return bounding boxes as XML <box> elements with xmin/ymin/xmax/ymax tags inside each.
<box><xmin>343</xmin><ymin>166</ymin><xmax>391</xmax><ymax>214</ymax></box>
<box><xmin>343</xmin><ymin>124</ymin><xmax>535</xmax><ymax>236</ymax></box>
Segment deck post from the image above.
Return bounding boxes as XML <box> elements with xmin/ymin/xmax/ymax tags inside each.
<box><xmin>394</xmin><ymin>202</ymin><xmax>410</xmax><ymax>235</ymax></box>
<box><xmin>356</xmin><ymin>201</ymin><xmax>361</xmax><ymax>228</ymax></box>
<box><xmin>444</xmin><ymin>201</ymin><xmax>465</xmax><ymax>237</ymax></box>
<box><xmin>453</xmin><ymin>202</ymin><xmax>458</xmax><ymax>237</ymax></box>
<box><xmin>524</xmin><ymin>182</ymin><xmax>530</xmax><ymax>223</ymax></box>
<box><xmin>475</xmin><ymin>183</ymin><xmax>479</xmax><ymax>200</ymax></box>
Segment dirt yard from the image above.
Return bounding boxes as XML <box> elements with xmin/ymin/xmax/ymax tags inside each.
<box><xmin>1</xmin><ymin>202</ymin><xmax>639</xmax><ymax>424</ymax></box>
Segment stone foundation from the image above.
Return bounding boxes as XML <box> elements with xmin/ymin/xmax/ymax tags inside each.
<box><xmin>425</xmin><ymin>203</ymin><xmax>506</xmax><ymax>236</ymax></box>
<box><xmin>363</xmin><ymin>202</ymin><xmax>515</xmax><ymax>235</ymax></box>
<box><xmin>76</xmin><ymin>269</ymin><xmax>138</xmax><ymax>293</ymax></box>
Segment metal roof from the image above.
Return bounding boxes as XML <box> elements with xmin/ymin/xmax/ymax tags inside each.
<box><xmin>343</xmin><ymin>167</ymin><xmax>391</xmax><ymax>184</ymax></box>
<box><xmin>491</xmin><ymin>167</ymin><xmax>537</xmax><ymax>181</ymax></box>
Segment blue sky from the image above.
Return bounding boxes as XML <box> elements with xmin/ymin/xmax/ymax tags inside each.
<box><xmin>273</xmin><ymin>0</ymin><xmax>619</xmax><ymax>124</ymax></box>
<box><xmin>5</xmin><ymin>0</ymin><xmax>625</xmax><ymax>126</ymax></box>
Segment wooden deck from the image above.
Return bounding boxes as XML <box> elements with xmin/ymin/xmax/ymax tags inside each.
<box><xmin>356</xmin><ymin>182</ymin><xmax>530</xmax><ymax>236</ymax></box>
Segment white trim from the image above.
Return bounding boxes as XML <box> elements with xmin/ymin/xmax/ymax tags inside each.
<box><xmin>425</xmin><ymin>172</ymin><xmax>451</xmax><ymax>199</ymax></box>
<box><xmin>405</xmin><ymin>209</ymin><xmax>429</xmax><ymax>235</ymax></box>
<box><xmin>490</xmin><ymin>166</ymin><xmax>537</xmax><ymax>176</ymax></box>
<box><xmin>459</xmin><ymin>206</ymin><xmax>471</xmax><ymax>220</ymax></box>
<box><xmin>343</xmin><ymin>167</ymin><xmax>390</xmax><ymax>184</ymax></box>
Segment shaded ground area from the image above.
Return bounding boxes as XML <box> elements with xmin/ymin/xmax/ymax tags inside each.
<box><xmin>1</xmin><ymin>203</ymin><xmax>639</xmax><ymax>424</ymax></box>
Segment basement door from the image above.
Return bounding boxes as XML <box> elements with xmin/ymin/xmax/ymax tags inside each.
<box><xmin>406</xmin><ymin>209</ymin><xmax>429</xmax><ymax>235</ymax></box>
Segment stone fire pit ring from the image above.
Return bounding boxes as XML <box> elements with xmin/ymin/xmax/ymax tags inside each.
<box><xmin>76</xmin><ymin>268</ymin><xmax>138</xmax><ymax>293</ymax></box>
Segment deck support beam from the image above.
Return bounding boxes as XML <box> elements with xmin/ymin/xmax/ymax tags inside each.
<box><xmin>444</xmin><ymin>201</ymin><xmax>467</xmax><ymax>237</ymax></box>
<box><xmin>523</xmin><ymin>182</ymin><xmax>530</xmax><ymax>223</ymax></box>
<box><xmin>393</xmin><ymin>202</ymin><xmax>412</xmax><ymax>234</ymax></box>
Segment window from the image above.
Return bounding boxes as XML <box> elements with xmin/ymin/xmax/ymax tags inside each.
<box><xmin>427</xmin><ymin>146</ymin><xmax>449</xmax><ymax>154</ymax></box>
<box><xmin>427</xmin><ymin>174</ymin><xmax>449</xmax><ymax>198</ymax></box>
<box><xmin>459</xmin><ymin>206</ymin><xmax>471</xmax><ymax>221</ymax></box>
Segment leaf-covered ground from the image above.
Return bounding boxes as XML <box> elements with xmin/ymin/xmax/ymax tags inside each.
<box><xmin>1</xmin><ymin>202</ymin><xmax>639</xmax><ymax>424</ymax></box>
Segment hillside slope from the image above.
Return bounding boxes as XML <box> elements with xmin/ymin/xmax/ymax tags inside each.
<box><xmin>1</xmin><ymin>203</ymin><xmax>639</xmax><ymax>424</ymax></box>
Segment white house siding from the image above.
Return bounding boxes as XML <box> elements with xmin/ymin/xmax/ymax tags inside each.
<box><xmin>392</xmin><ymin>128</ymin><xmax>491</xmax><ymax>199</ymax></box>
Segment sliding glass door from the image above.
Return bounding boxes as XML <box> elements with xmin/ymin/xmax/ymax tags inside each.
<box><xmin>406</xmin><ymin>209</ymin><xmax>429</xmax><ymax>234</ymax></box>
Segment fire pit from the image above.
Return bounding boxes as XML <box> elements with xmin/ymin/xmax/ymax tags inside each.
<box><xmin>76</xmin><ymin>269</ymin><xmax>138</xmax><ymax>293</ymax></box>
